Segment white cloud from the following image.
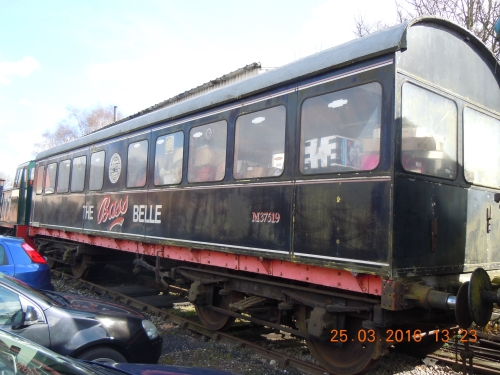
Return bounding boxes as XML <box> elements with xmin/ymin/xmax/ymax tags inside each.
<box><xmin>0</xmin><ymin>56</ymin><xmax>40</xmax><ymax>84</ymax></box>
<box><xmin>19</xmin><ymin>98</ymin><xmax>33</xmax><ymax>106</ymax></box>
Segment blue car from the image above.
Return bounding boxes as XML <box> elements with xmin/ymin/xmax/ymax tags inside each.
<box><xmin>0</xmin><ymin>236</ymin><xmax>54</xmax><ymax>290</ymax></box>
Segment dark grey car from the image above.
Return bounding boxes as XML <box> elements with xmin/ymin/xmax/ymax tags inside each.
<box><xmin>0</xmin><ymin>328</ymin><xmax>234</xmax><ymax>375</ymax></box>
<box><xmin>0</xmin><ymin>274</ymin><xmax>162</xmax><ymax>363</ymax></box>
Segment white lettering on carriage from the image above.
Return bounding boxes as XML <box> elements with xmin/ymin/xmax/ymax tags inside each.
<box><xmin>133</xmin><ymin>205</ymin><xmax>162</xmax><ymax>224</ymax></box>
<box><xmin>82</xmin><ymin>205</ymin><xmax>94</xmax><ymax>220</ymax></box>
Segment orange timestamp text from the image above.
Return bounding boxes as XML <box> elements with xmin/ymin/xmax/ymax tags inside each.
<box><xmin>330</xmin><ymin>328</ymin><xmax>478</xmax><ymax>343</ymax></box>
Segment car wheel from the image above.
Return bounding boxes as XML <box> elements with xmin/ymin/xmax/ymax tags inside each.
<box><xmin>76</xmin><ymin>347</ymin><xmax>127</xmax><ymax>363</ymax></box>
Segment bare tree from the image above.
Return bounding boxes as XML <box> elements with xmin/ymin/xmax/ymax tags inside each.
<box><xmin>354</xmin><ymin>0</ymin><xmax>500</xmax><ymax>57</ymax></box>
<box><xmin>33</xmin><ymin>104</ymin><xmax>122</xmax><ymax>155</ymax></box>
<box><xmin>354</xmin><ymin>13</ymin><xmax>391</xmax><ymax>37</ymax></box>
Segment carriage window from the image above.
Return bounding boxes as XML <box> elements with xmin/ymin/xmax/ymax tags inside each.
<box><xmin>300</xmin><ymin>82</ymin><xmax>382</xmax><ymax>174</ymax></box>
<box><xmin>401</xmin><ymin>83</ymin><xmax>457</xmax><ymax>179</ymax></box>
<box><xmin>188</xmin><ymin>121</ymin><xmax>227</xmax><ymax>183</ymax></box>
<box><xmin>13</xmin><ymin>169</ymin><xmax>22</xmax><ymax>188</ymax></box>
<box><xmin>71</xmin><ymin>156</ymin><xmax>86</xmax><ymax>192</ymax></box>
<box><xmin>154</xmin><ymin>132</ymin><xmax>183</xmax><ymax>185</ymax></box>
<box><xmin>44</xmin><ymin>163</ymin><xmax>57</xmax><ymax>195</ymax></box>
<box><xmin>57</xmin><ymin>160</ymin><xmax>71</xmax><ymax>193</ymax></box>
<box><xmin>127</xmin><ymin>140</ymin><xmax>148</xmax><ymax>188</ymax></box>
<box><xmin>35</xmin><ymin>166</ymin><xmax>44</xmax><ymax>195</ymax></box>
<box><xmin>89</xmin><ymin>151</ymin><xmax>105</xmax><ymax>191</ymax></box>
<box><xmin>234</xmin><ymin>106</ymin><xmax>286</xmax><ymax>179</ymax></box>
<box><xmin>464</xmin><ymin>108</ymin><xmax>500</xmax><ymax>187</ymax></box>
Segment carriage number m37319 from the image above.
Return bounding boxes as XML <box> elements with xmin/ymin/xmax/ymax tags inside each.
<box><xmin>252</xmin><ymin>212</ymin><xmax>280</xmax><ymax>223</ymax></box>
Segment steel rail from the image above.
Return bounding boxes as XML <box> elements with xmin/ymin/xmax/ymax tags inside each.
<box><xmin>428</xmin><ymin>338</ymin><xmax>500</xmax><ymax>374</ymax></box>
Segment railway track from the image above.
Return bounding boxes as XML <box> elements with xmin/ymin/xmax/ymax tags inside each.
<box><xmin>430</xmin><ymin>333</ymin><xmax>500</xmax><ymax>375</ymax></box>
<box><xmin>51</xmin><ymin>268</ymin><xmax>500</xmax><ymax>375</ymax></box>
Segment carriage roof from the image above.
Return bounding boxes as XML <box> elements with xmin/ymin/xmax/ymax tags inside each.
<box><xmin>36</xmin><ymin>16</ymin><xmax>497</xmax><ymax>160</ymax></box>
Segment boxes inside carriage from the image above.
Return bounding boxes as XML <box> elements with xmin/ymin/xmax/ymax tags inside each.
<box><xmin>233</xmin><ymin>154</ymin><xmax>284</xmax><ymax>179</ymax></box>
<box><xmin>399</xmin><ymin>128</ymin><xmax>445</xmax><ymax>175</ymax></box>
<box><xmin>304</xmin><ymin>135</ymin><xmax>364</xmax><ymax>172</ymax></box>
<box><xmin>192</xmin><ymin>146</ymin><xmax>226</xmax><ymax>181</ymax></box>
<box><xmin>303</xmin><ymin>130</ymin><xmax>446</xmax><ymax>173</ymax></box>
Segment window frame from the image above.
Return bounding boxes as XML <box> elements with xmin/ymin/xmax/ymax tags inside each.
<box><xmin>154</xmin><ymin>131</ymin><xmax>184</xmax><ymax>186</ymax></box>
<box><xmin>463</xmin><ymin>106</ymin><xmax>500</xmax><ymax>188</ymax></box>
<box><xmin>126</xmin><ymin>139</ymin><xmax>149</xmax><ymax>188</ymax></box>
<box><xmin>400</xmin><ymin>81</ymin><xmax>458</xmax><ymax>180</ymax></box>
<box><xmin>71</xmin><ymin>155</ymin><xmax>87</xmax><ymax>193</ymax></box>
<box><xmin>35</xmin><ymin>166</ymin><xmax>44</xmax><ymax>195</ymax></box>
<box><xmin>187</xmin><ymin>120</ymin><xmax>228</xmax><ymax>183</ymax></box>
<box><xmin>44</xmin><ymin>163</ymin><xmax>57</xmax><ymax>195</ymax></box>
<box><xmin>89</xmin><ymin>151</ymin><xmax>106</xmax><ymax>191</ymax></box>
<box><xmin>57</xmin><ymin>159</ymin><xmax>71</xmax><ymax>194</ymax></box>
<box><xmin>233</xmin><ymin>105</ymin><xmax>287</xmax><ymax>180</ymax></box>
<box><xmin>299</xmin><ymin>81</ymin><xmax>383</xmax><ymax>175</ymax></box>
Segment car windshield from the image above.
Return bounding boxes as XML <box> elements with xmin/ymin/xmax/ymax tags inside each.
<box><xmin>0</xmin><ymin>329</ymin><xmax>98</xmax><ymax>375</ymax></box>
<box><xmin>0</xmin><ymin>276</ymin><xmax>59</xmax><ymax>307</ymax></box>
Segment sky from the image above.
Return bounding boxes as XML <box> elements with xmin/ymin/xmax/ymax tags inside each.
<box><xmin>0</xmin><ymin>0</ymin><xmax>397</xmax><ymax>180</ymax></box>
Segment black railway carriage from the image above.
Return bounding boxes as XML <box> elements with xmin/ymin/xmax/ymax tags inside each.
<box><xmin>0</xmin><ymin>161</ymin><xmax>36</xmax><ymax>247</ymax></box>
<box><xmin>26</xmin><ymin>17</ymin><xmax>500</xmax><ymax>374</ymax></box>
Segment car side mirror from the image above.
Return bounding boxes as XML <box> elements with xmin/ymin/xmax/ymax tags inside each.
<box><xmin>23</xmin><ymin>306</ymin><xmax>39</xmax><ymax>326</ymax></box>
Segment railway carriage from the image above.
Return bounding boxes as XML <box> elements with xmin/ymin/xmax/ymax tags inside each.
<box><xmin>0</xmin><ymin>161</ymin><xmax>35</xmax><ymax>247</ymax></box>
<box><xmin>4</xmin><ymin>16</ymin><xmax>500</xmax><ymax>374</ymax></box>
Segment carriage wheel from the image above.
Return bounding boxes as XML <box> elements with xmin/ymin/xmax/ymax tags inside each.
<box><xmin>394</xmin><ymin>323</ymin><xmax>447</xmax><ymax>357</ymax></box>
<box><xmin>72</xmin><ymin>255</ymin><xmax>91</xmax><ymax>279</ymax></box>
<box><xmin>195</xmin><ymin>287</ymin><xmax>237</xmax><ymax>331</ymax></box>
<box><xmin>298</xmin><ymin>306</ymin><xmax>383</xmax><ymax>375</ymax></box>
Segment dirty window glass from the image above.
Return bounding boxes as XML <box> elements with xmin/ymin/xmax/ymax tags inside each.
<box><xmin>13</xmin><ymin>169</ymin><xmax>22</xmax><ymax>188</ymax></box>
<box><xmin>71</xmin><ymin>156</ymin><xmax>86</xmax><ymax>192</ymax></box>
<box><xmin>401</xmin><ymin>83</ymin><xmax>457</xmax><ymax>179</ymax></box>
<box><xmin>154</xmin><ymin>132</ymin><xmax>184</xmax><ymax>185</ymax></box>
<box><xmin>89</xmin><ymin>151</ymin><xmax>105</xmax><ymax>191</ymax></box>
<box><xmin>127</xmin><ymin>140</ymin><xmax>148</xmax><ymax>188</ymax></box>
<box><xmin>57</xmin><ymin>160</ymin><xmax>71</xmax><ymax>193</ymax></box>
<box><xmin>300</xmin><ymin>82</ymin><xmax>382</xmax><ymax>174</ymax></box>
<box><xmin>35</xmin><ymin>166</ymin><xmax>44</xmax><ymax>195</ymax></box>
<box><xmin>234</xmin><ymin>106</ymin><xmax>286</xmax><ymax>179</ymax></box>
<box><xmin>464</xmin><ymin>108</ymin><xmax>500</xmax><ymax>188</ymax></box>
<box><xmin>44</xmin><ymin>163</ymin><xmax>57</xmax><ymax>195</ymax></box>
<box><xmin>188</xmin><ymin>121</ymin><xmax>227</xmax><ymax>183</ymax></box>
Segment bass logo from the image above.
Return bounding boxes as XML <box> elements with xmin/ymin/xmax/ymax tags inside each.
<box><xmin>97</xmin><ymin>195</ymin><xmax>129</xmax><ymax>230</ymax></box>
